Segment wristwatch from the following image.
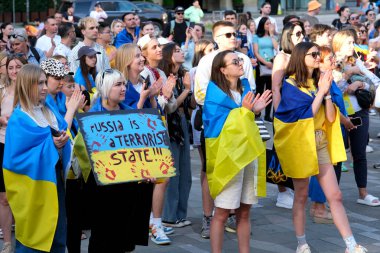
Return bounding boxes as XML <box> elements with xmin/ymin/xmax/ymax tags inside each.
<box><xmin>324</xmin><ymin>95</ymin><xmax>332</xmax><ymax>100</ymax></box>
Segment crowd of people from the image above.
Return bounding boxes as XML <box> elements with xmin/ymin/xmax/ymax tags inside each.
<box><xmin>0</xmin><ymin>0</ymin><xmax>380</xmax><ymax>252</ymax></box>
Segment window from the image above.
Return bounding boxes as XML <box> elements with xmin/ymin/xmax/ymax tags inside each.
<box><xmin>100</xmin><ymin>2</ymin><xmax>117</xmax><ymax>11</ymax></box>
<box><xmin>117</xmin><ymin>2</ymin><xmax>138</xmax><ymax>12</ymax></box>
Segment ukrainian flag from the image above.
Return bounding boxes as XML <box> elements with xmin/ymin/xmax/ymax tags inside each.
<box><xmin>274</xmin><ymin>79</ymin><xmax>346</xmax><ymax>178</ymax></box>
<box><xmin>203</xmin><ymin>79</ymin><xmax>266</xmax><ymax>199</ymax></box>
<box><xmin>3</xmin><ymin>103</ymin><xmax>71</xmax><ymax>251</ymax></box>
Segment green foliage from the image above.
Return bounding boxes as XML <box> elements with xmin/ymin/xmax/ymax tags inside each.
<box><xmin>233</xmin><ymin>0</ymin><xmax>244</xmax><ymax>5</ymax></box>
<box><xmin>0</xmin><ymin>0</ymin><xmax>54</xmax><ymax>13</ymax></box>
<box><xmin>162</xmin><ymin>0</ymin><xmax>174</xmax><ymax>8</ymax></box>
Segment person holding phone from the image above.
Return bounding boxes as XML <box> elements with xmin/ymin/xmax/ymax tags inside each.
<box><xmin>114</xmin><ymin>43</ymin><xmax>161</xmax><ymax>109</ymax></box>
<box><xmin>181</xmin><ymin>23</ymin><xmax>204</xmax><ymax>70</ymax></box>
<box><xmin>332</xmin><ymin>30</ymin><xmax>380</xmax><ymax>207</ymax></box>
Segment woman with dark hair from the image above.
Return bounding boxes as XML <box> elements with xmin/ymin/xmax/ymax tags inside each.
<box><xmin>74</xmin><ymin>46</ymin><xmax>98</xmax><ymax>93</ymax></box>
<box><xmin>332</xmin><ymin>6</ymin><xmax>351</xmax><ymax>30</ymax></box>
<box><xmin>253</xmin><ymin>16</ymin><xmax>278</xmax><ymax>122</ymax></box>
<box><xmin>0</xmin><ymin>23</ymin><xmax>14</xmax><ymax>51</ymax></box>
<box><xmin>274</xmin><ymin>42</ymin><xmax>367</xmax><ymax>253</ymax></box>
<box><xmin>204</xmin><ymin>50</ymin><xmax>271</xmax><ymax>252</ymax></box>
<box><xmin>157</xmin><ymin>43</ymin><xmax>193</xmax><ymax>230</ymax></box>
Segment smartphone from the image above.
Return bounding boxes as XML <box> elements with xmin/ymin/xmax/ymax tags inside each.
<box><xmin>51</xmin><ymin>127</ymin><xmax>62</xmax><ymax>137</ymax></box>
<box><xmin>143</xmin><ymin>75</ymin><xmax>151</xmax><ymax>90</ymax></box>
<box><xmin>189</xmin><ymin>22</ymin><xmax>195</xmax><ymax>28</ymax></box>
<box><xmin>82</xmin><ymin>90</ymin><xmax>91</xmax><ymax>106</ymax></box>
<box><xmin>351</xmin><ymin>117</ymin><xmax>362</xmax><ymax>126</ymax></box>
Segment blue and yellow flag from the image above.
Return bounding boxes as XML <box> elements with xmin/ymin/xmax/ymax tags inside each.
<box><xmin>3</xmin><ymin>103</ymin><xmax>71</xmax><ymax>251</ymax></box>
<box><xmin>274</xmin><ymin>79</ymin><xmax>346</xmax><ymax>178</ymax></box>
<box><xmin>203</xmin><ymin>79</ymin><xmax>266</xmax><ymax>199</ymax></box>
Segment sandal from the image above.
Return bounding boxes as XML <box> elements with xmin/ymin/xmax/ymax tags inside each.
<box><xmin>313</xmin><ymin>210</ymin><xmax>334</xmax><ymax>224</ymax></box>
<box><xmin>357</xmin><ymin>194</ymin><xmax>380</xmax><ymax>207</ymax></box>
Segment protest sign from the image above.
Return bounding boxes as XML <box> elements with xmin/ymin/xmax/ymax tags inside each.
<box><xmin>77</xmin><ymin>108</ymin><xmax>176</xmax><ymax>185</ymax></box>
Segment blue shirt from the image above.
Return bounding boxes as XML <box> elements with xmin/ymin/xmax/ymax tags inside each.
<box><xmin>74</xmin><ymin>67</ymin><xmax>96</xmax><ymax>90</ymax></box>
<box><xmin>114</xmin><ymin>27</ymin><xmax>140</xmax><ymax>49</ymax></box>
<box><xmin>27</xmin><ymin>47</ymin><xmax>46</xmax><ymax>65</ymax></box>
<box><xmin>253</xmin><ymin>35</ymin><xmax>274</xmax><ymax>60</ymax></box>
<box><xmin>181</xmin><ymin>40</ymin><xmax>195</xmax><ymax>71</ymax></box>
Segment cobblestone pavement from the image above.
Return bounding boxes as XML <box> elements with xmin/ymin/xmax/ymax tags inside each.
<box><xmin>74</xmin><ymin>113</ymin><xmax>380</xmax><ymax>252</ymax></box>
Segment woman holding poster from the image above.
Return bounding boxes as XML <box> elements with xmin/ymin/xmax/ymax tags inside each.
<box><xmin>86</xmin><ymin>69</ymin><xmax>154</xmax><ymax>253</ymax></box>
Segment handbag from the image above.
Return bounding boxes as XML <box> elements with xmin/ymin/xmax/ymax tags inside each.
<box><xmin>255</xmin><ymin>119</ymin><xmax>271</xmax><ymax>141</ymax></box>
<box><xmin>355</xmin><ymin>89</ymin><xmax>374</xmax><ymax>109</ymax></box>
<box><xmin>259</xmin><ymin>63</ymin><xmax>272</xmax><ymax>76</ymax></box>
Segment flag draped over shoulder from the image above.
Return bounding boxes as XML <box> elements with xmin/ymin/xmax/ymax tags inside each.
<box><xmin>203</xmin><ymin>79</ymin><xmax>266</xmax><ymax>199</ymax></box>
<box><xmin>274</xmin><ymin>79</ymin><xmax>346</xmax><ymax>179</ymax></box>
<box><xmin>3</xmin><ymin>103</ymin><xmax>71</xmax><ymax>252</ymax></box>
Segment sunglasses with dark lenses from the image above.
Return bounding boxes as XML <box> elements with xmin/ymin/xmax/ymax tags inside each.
<box><xmin>293</xmin><ymin>31</ymin><xmax>304</xmax><ymax>38</ymax></box>
<box><xmin>350</xmin><ymin>16</ymin><xmax>359</xmax><ymax>20</ymax></box>
<box><xmin>306</xmin><ymin>51</ymin><xmax>321</xmax><ymax>59</ymax></box>
<box><xmin>228</xmin><ymin>58</ymin><xmax>244</xmax><ymax>66</ymax></box>
<box><xmin>176</xmin><ymin>12</ymin><xmax>184</xmax><ymax>15</ymax></box>
<box><xmin>8</xmin><ymin>34</ymin><xmax>26</xmax><ymax>40</ymax></box>
<box><xmin>217</xmin><ymin>32</ymin><xmax>237</xmax><ymax>38</ymax></box>
<box><xmin>101</xmin><ymin>69</ymin><xmax>114</xmax><ymax>80</ymax></box>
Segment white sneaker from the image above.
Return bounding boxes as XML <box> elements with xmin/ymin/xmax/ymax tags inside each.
<box><xmin>296</xmin><ymin>244</ymin><xmax>311</xmax><ymax>253</ymax></box>
<box><xmin>276</xmin><ymin>190</ymin><xmax>294</xmax><ymax>209</ymax></box>
<box><xmin>150</xmin><ymin>225</ymin><xmax>171</xmax><ymax>245</ymax></box>
<box><xmin>369</xmin><ymin>109</ymin><xmax>376</xmax><ymax>116</ymax></box>
<box><xmin>345</xmin><ymin>245</ymin><xmax>368</xmax><ymax>253</ymax></box>
<box><xmin>366</xmin><ymin>145</ymin><xmax>374</xmax><ymax>153</ymax></box>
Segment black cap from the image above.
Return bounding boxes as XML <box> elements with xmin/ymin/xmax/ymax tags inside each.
<box><xmin>175</xmin><ymin>6</ymin><xmax>185</xmax><ymax>13</ymax></box>
<box><xmin>77</xmin><ymin>46</ymin><xmax>101</xmax><ymax>60</ymax></box>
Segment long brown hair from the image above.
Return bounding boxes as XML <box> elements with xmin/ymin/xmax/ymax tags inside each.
<box><xmin>158</xmin><ymin>43</ymin><xmax>185</xmax><ymax>77</ymax></box>
<box><xmin>285</xmin><ymin>42</ymin><xmax>320</xmax><ymax>88</ymax></box>
<box><xmin>79</xmin><ymin>55</ymin><xmax>97</xmax><ymax>92</ymax></box>
<box><xmin>210</xmin><ymin>50</ymin><xmax>242</xmax><ymax>98</ymax></box>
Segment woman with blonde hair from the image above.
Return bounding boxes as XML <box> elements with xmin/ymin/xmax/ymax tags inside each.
<box><xmin>115</xmin><ymin>43</ymin><xmax>160</xmax><ymax>109</ymax></box>
<box><xmin>4</xmin><ymin>64</ymin><xmax>71</xmax><ymax>253</ymax></box>
<box><xmin>332</xmin><ymin>30</ymin><xmax>380</xmax><ymax>207</ymax></box>
<box><xmin>0</xmin><ymin>54</ymin><xmax>27</xmax><ymax>253</ymax></box>
<box><xmin>111</xmin><ymin>19</ymin><xmax>125</xmax><ymax>38</ymax></box>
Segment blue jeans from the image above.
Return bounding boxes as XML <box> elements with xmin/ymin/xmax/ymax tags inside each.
<box><xmin>16</xmin><ymin>165</ymin><xmax>67</xmax><ymax>253</ymax></box>
<box><xmin>163</xmin><ymin>114</ymin><xmax>192</xmax><ymax>222</ymax></box>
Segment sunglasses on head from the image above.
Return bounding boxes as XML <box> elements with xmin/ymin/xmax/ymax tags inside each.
<box><xmin>101</xmin><ymin>69</ymin><xmax>114</xmax><ymax>80</ymax></box>
<box><xmin>293</xmin><ymin>31</ymin><xmax>303</xmax><ymax>38</ymax></box>
<box><xmin>216</xmin><ymin>32</ymin><xmax>237</xmax><ymax>38</ymax></box>
<box><xmin>306</xmin><ymin>51</ymin><xmax>320</xmax><ymax>59</ymax></box>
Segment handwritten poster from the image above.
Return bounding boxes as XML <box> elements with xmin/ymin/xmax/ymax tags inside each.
<box><xmin>77</xmin><ymin>108</ymin><xmax>176</xmax><ymax>185</ymax></box>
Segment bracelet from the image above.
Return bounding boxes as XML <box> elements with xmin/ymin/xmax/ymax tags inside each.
<box><xmin>324</xmin><ymin>95</ymin><xmax>332</xmax><ymax>100</ymax></box>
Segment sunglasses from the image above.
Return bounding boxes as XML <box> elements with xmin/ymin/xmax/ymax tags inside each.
<box><xmin>176</xmin><ymin>12</ymin><xmax>184</xmax><ymax>15</ymax></box>
<box><xmin>359</xmin><ymin>29</ymin><xmax>367</xmax><ymax>33</ymax></box>
<box><xmin>227</xmin><ymin>58</ymin><xmax>244</xmax><ymax>66</ymax></box>
<box><xmin>292</xmin><ymin>31</ymin><xmax>303</xmax><ymax>38</ymax></box>
<box><xmin>101</xmin><ymin>69</ymin><xmax>114</xmax><ymax>80</ymax></box>
<box><xmin>306</xmin><ymin>51</ymin><xmax>320</xmax><ymax>59</ymax></box>
<box><xmin>216</xmin><ymin>32</ymin><xmax>237</xmax><ymax>38</ymax></box>
<box><xmin>350</xmin><ymin>16</ymin><xmax>359</xmax><ymax>20</ymax></box>
<box><xmin>8</xmin><ymin>34</ymin><xmax>26</xmax><ymax>40</ymax></box>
